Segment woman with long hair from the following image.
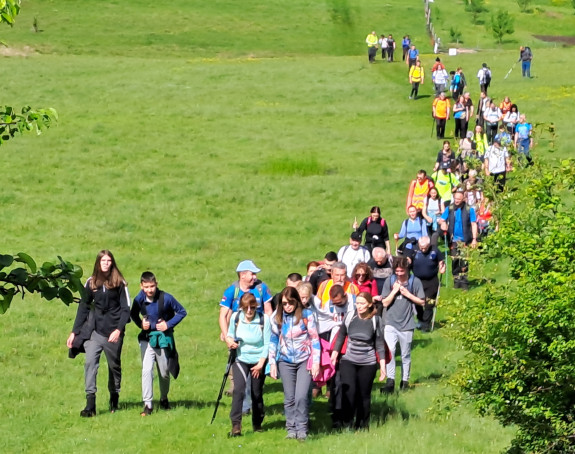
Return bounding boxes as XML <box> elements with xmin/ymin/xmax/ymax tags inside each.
<box><xmin>351</xmin><ymin>262</ymin><xmax>378</xmax><ymax>298</ymax></box>
<box><xmin>66</xmin><ymin>250</ymin><xmax>130</xmax><ymax>417</ymax></box>
<box><xmin>226</xmin><ymin>293</ymin><xmax>271</xmax><ymax>437</ymax></box>
<box><xmin>422</xmin><ymin>187</ymin><xmax>444</xmax><ymax>247</ymax></box>
<box><xmin>330</xmin><ymin>292</ymin><xmax>387</xmax><ymax>430</ymax></box>
<box><xmin>269</xmin><ymin>287</ymin><xmax>320</xmax><ymax>440</ymax></box>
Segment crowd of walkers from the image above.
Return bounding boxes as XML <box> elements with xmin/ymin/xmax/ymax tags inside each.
<box><xmin>64</xmin><ymin>37</ymin><xmax>536</xmax><ymax>443</ymax></box>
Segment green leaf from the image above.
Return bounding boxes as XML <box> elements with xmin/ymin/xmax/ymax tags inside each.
<box><xmin>58</xmin><ymin>287</ymin><xmax>73</xmax><ymax>306</ymax></box>
<box><xmin>14</xmin><ymin>252</ymin><xmax>36</xmax><ymax>273</ymax></box>
<box><xmin>0</xmin><ymin>290</ymin><xmax>14</xmax><ymax>314</ymax></box>
<box><xmin>0</xmin><ymin>254</ymin><xmax>14</xmax><ymax>267</ymax></box>
<box><xmin>8</xmin><ymin>267</ymin><xmax>28</xmax><ymax>285</ymax></box>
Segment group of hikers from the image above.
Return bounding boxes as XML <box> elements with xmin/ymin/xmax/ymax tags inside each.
<box><xmin>64</xmin><ymin>36</ymin><xmax>536</xmax><ymax>442</ymax></box>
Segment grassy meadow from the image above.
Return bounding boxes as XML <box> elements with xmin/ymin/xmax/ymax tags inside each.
<box><xmin>1</xmin><ymin>0</ymin><xmax>574</xmax><ymax>452</ymax></box>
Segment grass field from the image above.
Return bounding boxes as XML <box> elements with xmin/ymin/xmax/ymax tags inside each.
<box><xmin>0</xmin><ymin>0</ymin><xmax>574</xmax><ymax>452</ymax></box>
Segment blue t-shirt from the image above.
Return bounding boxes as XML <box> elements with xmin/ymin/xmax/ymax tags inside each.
<box><xmin>408</xmin><ymin>49</ymin><xmax>419</xmax><ymax>59</ymax></box>
<box><xmin>516</xmin><ymin>123</ymin><xmax>532</xmax><ymax>140</ymax></box>
<box><xmin>441</xmin><ymin>205</ymin><xmax>477</xmax><ymax>241</ymax></box>
<box><xmin>220</xmin><ymin>281</ymin><xmax>273</xmax><ymax>314</ymax></box>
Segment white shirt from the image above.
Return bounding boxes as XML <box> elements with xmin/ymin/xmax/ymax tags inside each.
<box><xmin>337</xmin><ymin>245</ymin><xmax>371</xmax><ymax>278</ymax></box>
<box><xmin>485</xmin><ymin>145</ymin><xmax>509</xmax><ymax>174</ymax></box>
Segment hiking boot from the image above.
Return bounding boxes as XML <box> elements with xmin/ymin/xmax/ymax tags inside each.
<box><xmin>253</xmin><ymin>424</ymin><xmax>263</xmax><ymax>433</ymax></box>
<box><xmin>159</xmin><ymin>398</ymin><xmax>171</xmax><ymax>410</ymax></box>
<box><xmin>229</xmin><ymin>424</ymin><xmax>242</xmax><ymax>437</ymax></box>
<box><xmin>109</xmin><ymin>392</ymin><xmax>119</xmax><ymax>413</ymax></box>
<box><xmin>400</xmin><ymin>380</ymin><xmax>409</xmax><ymax>391</ymax></box>
<box><xmin>80</xmin><ymin>394</ymin><xmax>96</xmax><ymax>418</ymax></box>
<box><xmin>381</xmin><ymin>378</ymin><xmax>395</xmax><ymax>394</ymax></box>
<box><xmin>140</xmin><ymin>405</ymin><xmax>153</xmax><ymax>416</ymax></box>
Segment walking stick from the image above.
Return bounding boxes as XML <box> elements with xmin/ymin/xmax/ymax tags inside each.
<box><xmin>431</xmin><ymin>282</ymin><xmax>440</xmax><ymax>332</ymax></box>
<box><xmin>504</xmin><ymin>61</ymin><xmax>517</xmax><ymax>80</ymax></box>
<box><xmin>444</xmin><ymin>232</ymin><xmax>450</xmax><ymax>288</ymax></box>
<box><xmin>210</xmin><ymin>348</ymin><xmax>237</xmax><ymax>424</ymax></box>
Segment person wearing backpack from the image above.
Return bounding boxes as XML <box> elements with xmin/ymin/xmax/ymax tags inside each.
<box><xmin>403</xmin><ymin>237</ymin><xmax>445</xmax><ymax>332</ymax></box>
<box><xmin>330</xmin><ymin>292</ymin><xmax>387</xmax><ymax>429</ymax></box>
<box><xmin>406</xmin><ymin>170</ymin><xmax>434</xmax><ymax>215</ymax></box>
<box><xmin>218</xmin><ymin>260</ymin><xmax>273</xmax><ymax>410</ymax></box>
<box><xmin>477</xmin><ymin>63</ymin><xmax>492</xmax><ymax>95</ymax></box>
<box><xmin>519</xmin><ymin>46</ymin><xmax>533</xmax><ymax>78</ymax></box>
<box><xmin>394</xmin><ymin>205</ymin><xmax>428</xmax><ymax>254</ymax></box>
<box><xmin>269</xmin><ymin>287</ymin><xmax>320</xmax><ymax>441</ymax></box>
<box><xmin>353</xmin><ymin>206</ymin><xmax>391</xmax><ymax>253</ymax></box>
<box><xmin>225</xmin><ymin>293</ymin><xmax>271</xmax><ymax>437</ymax></box>
<box><xmin>131</xmin><ymin>271</ymin><xmax>187</xmax><ymax>416</ymax></box>
<box><xmin>66</xmin><ymin>250</ymin><xmax>131</xmax><ymax>418</ymax></box>
<box><xmin>440</xmin><ymin>190</ymin><xmax>478</xmax><ymax>290</ymax></box>
<box><xmin>380</xmin><ymin>257</ymin><xmax>425</xmax><ymax>393</ymax></box>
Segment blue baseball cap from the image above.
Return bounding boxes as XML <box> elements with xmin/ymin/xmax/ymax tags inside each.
<box><xmin>236</xmin><ymin>260</ymin><xmax>261</xmax><ymax>273</ymax></box>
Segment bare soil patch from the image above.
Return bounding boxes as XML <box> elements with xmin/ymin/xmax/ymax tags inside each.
<box><xmin>0</xmin><ymin>46</ymin><xmax>36</xmax><ymax>57</ymax></box>
<box><xmin>533</xmin><ymin>35</ymin><xmax>575</xmax><ymax>45</ymax></box>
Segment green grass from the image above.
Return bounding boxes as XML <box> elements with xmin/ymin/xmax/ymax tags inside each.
<box><xmin>0</xmin><ymin>0</ymin><xmax>574</xmax><ymax>452</ymax></box>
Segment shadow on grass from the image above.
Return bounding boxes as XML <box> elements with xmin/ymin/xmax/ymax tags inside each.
<box><xmin>413</xmin><ymin>372</ymin><xmax>445</xmax><ymax>384</ymax></box>
<box><xmin>118</xmin><ymin>399</ymin><xmax>212</xmax><ymax>412</ymax></box>
<box><xmin>412</xmin><ymin>337</ymin><xmax>433</xmax><ymax>350</ymax></box>
<box><xmin>372</xmin><ymin>394</ymin><xmax>411</xmax><ymax>426</ymax></box>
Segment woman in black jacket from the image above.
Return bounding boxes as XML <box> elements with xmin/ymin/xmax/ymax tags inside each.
<box><xmin>353</xmin><ymin>206</ymin><xmax>390</xmax><ymax>253</ymax></box>
<box><xmin>66</xmin><ymin>250</ymin><xmax>130</xmax><ymax>417</ymax></box>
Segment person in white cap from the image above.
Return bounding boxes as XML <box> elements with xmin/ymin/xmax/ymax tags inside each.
<box><xmin>218</xmin><ymin>260</ymin><xmax>274</xmax><ymax>409</ymax></box>
<box><xmin>219</xmin><ymin>260</ymin><xmax>273</xmax><ymax>342</ymax></box>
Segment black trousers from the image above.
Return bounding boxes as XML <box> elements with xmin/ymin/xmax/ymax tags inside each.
<box><xmin>449</xmin><ymin>242</ymin><xmax>469</xmax><ymax>288</ymax></box>
<box><xmin>416</xmin><ymin>275</ymin><xmax>439</xmax><ymax>330</ymax></box>
<box><xmin>493</xmin><ymin>172</ymin><xmax>506</xmax><ymax>192</ymax></box>
<box><xmin>485</xmin><ymin>122</ymin><xmax>498</xmax><ymax>144</ymax></box>
<box><xmin>454</xmin><ymin>117</ymin><xmax>466</xmax><ymax>140</ymax></box>
<box><xmin>230</xmin><ymin>360</ymin><xmax>266</xmax><ymax>427</ymax></box>
<box><xmin>436</xmin><ymin>118</ymin><xmax>446</xmax><ymax>138</ymax></box>
<box><xmin>387</xmin><ymin>48</ymin><xmax>394</xmax><ymax>62</ymax></box>
<box><xmin>410</xmin><ymin>82</ymin><xmax>420</xmax><ymax>98</ymax></box>
<box><xmin>339</xmin><ymin>360</ymin><xmax>378</xmax><ymax>429</ymax></box>
<box><xmin>368</xmin><ymin>47</ymin><xmax>377</xmax><ymax>62</ymax></box>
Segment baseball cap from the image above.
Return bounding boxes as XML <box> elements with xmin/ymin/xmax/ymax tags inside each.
<box><xmin>236</xmin><ymin>260</ymin><xmax>261</xmax><ymax>273</ymax></box>
<box><xmin>440</xmin><ymin>161</ymin><xmax>451</xmax><ymax>170</ymax></box>
<box><xmin>350</xmin><ymin>231</ymin><xmax>362</xmax><ymax>241</ymax></box>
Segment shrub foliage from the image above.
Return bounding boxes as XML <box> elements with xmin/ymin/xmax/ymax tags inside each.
<box><xmin>449</xmin><ymin>159</ymin><xmax>575</xmax><ymax>453</ymax></box>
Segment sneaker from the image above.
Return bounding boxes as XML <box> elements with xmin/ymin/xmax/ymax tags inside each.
<box><xmin>140</xmin><ymin>406</ymin><xmax>153</xmax><ymax>416</ymax></box>
<box><xmin>159</xmin><ymin>398</ymin><xmax>171</xmax><ymax>410</ymax></box>
<box><xmin>400</xmin><ymin>380</ymin><xmax>409</xmax><ymax>391</ymax></box>
<box><xmin>381</xmin><ymin>378</ymin><xmax>395</xmax><ymax>394</ymax></box>
<box><xmin>286</xmin><ymin>432</ymin><xmax>297</xmax><ymax>440</ymax></box>
<box><xmin>408</xmin><ymin>96</ymin><xmax>412</xmax><ymax>99</ymax></box>
<box><xmin>253</xmin><ymin>424</ymin><xmax>263</xmax><ymax>433</ymax></box>
<box><xmin>297</xmin><ymin>432</ymin><xmax>307</xmax><ymax>441</ymax></box>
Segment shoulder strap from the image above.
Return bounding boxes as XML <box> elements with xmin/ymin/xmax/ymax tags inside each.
<box><xmin>408</xmin><ymin>275</ymin><xmax>415</xmax><ymax>294</ymax></box>
<box><xmin>234</xmin><ymin>311</ymin><xmax>241</xmax><ymax>330</ymax></box>
<box><xmin>342</xmin><ymin>245</ymin><xmax>350</xmax><ymax>258</ymax></box>
<box><xmin>344</xmin><ymin>310</ymin><xmax>355</xmax><ymax>329</ymax></box>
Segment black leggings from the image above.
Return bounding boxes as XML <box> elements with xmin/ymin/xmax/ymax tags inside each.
<box><xmin>339</xmin><ymin>360</ymin><xmax>378</xmax><ymax>429</ymax></box>
<box><xmin>410</xmin><ymin>82</ymin><xmax>420</xmax><ymax>98</ymax></box>
<box><xmin>230</xmin><ymin>361</ymin><xmax>266</xmax><ymax>427</ymax></box>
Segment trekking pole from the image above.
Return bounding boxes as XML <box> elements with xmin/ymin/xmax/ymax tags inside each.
<box><xmin>504</xmin><ymin>61</ymin><xmax>517</xmax><ymax>80</ymax></box>
<box><xmin>444</xmin><ymin>233</ymin><xmax>449</xmax><ymax>288</ymax></box>
<box><xmin>210</xmin><ymin>348</ymin><xmax>237</xmax><ymax>424</ymax></box>
<box><xmin>431</xmin><ymin>282</ymin><xmax>440</xmax><ymax>332</ymax></box>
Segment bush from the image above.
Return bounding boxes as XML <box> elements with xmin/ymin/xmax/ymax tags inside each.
<box><xmin>449</xmin><ymin>159</ymin><xmax>575</xmax><ymax>453</ymax></box>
